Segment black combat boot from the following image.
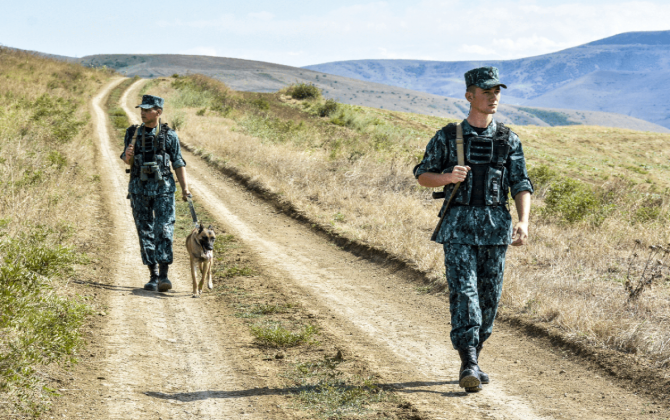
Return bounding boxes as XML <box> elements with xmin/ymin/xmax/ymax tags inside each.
<box><xmin>458</xmin><ymin>347</ymin><xmax>482</xmax><ymax>392</ymax></box>
<box><xmin>476</xmin><ymin>345</ymin><xmax>490</xmax><ymax>384</ymax></box>
<box><xmin>157</xmin><ymin>263</ymin><xmax>172</xmax><ymax>292</ymax></box>
<box><xmin>143</xmin><ymin>264</ymin><xmax>159</xmax><ymax>291</ymax></box>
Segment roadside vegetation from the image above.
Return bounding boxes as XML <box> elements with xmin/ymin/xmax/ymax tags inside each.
<box><xmin>0</xmin><ymin>48</ymin><xmax>112</xmax><ymax>416</ymax></box>
<box><xmin>142</xmin><ymin>75</ymin><xmax>670</xmax><ymax>370</ymax></box>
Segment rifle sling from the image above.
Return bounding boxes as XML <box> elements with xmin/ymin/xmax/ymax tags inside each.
<box><xmin>430</xmin><ymin>123</ymin><xmax>464</xmax><ymax>242</ymax></box>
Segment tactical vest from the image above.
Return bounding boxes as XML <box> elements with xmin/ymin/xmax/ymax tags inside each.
<box><xmin>128</xmin><ymin>123</ymin><xmax>174</xmax><ymax>182</ymax></box>
<box><xmin>440</xmin><ymin>122</ymin><xmax>511</xmax><ymax>207</ymax></box>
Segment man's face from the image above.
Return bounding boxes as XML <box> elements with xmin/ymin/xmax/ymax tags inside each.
<box><xmin>140</xmin><ymin>107</ymin><xmax>162</xmax><ymax>125</ymax></box>
<box><xmin>467</xmin><ymin>86</ymin><xmax>501</xmax><ymax>115</ymax></box>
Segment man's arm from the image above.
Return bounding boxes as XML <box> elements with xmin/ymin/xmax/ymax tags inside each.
<box><xmin>417</xmin><ymin>166</ymin><xmax>470</xmax><ymax>188</ymax></box>
<box><xmin>174</xmin><ymin>167</ymin><xmax>190</xmax><ymax>201</ymax></box>
<box><xmin>511</xmin><ymin>191</ymin><xmax>531</xmax><ymax>246</ymax></box>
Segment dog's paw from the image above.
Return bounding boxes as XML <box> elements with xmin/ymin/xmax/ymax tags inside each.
<box><xmin>208</xmin><ymin>281</ymin><xmax>213</xmax><ymax>290</ymax></box>
<box><xmin>192</xmin><ymin>294</ymin><xmax>200</xmax><ymax>298</ymax></box>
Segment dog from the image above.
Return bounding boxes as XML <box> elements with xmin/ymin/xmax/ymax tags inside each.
<box><xmin>185</xmin><ymin>224</ymin><xmax>216</xmax><ymax>298</ymax></box>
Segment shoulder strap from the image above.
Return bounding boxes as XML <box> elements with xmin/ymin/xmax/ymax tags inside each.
<box><xmin>430</xmin><ymin>122</ymin><xmax>464</xmax><ymax>242</ymax></box>
<box><xmin>494</xmin><ymin>122</ymin><xmax>511</xmax><ymax>144</ymax></box>
<box><xmin>156</xmin><ymin>121</ymin><xmax>169</xmax><ymax>152</ymax></box>
<box><xmin>456</xmin><ymin>122</ymin><xmax>464</xmax><ymax>166</ymax></box>
<box><xmin>129</xmin><ymin>125</ymin><xmax>139</xmax><ymax>148</ymax></box>
<box><xmin>441</xmin><ymin>123</ymin><xmax>457</xmax><ymax>139</ymax></box>
<box><xmin>493</xmin><ymin>122</ymin><xmax>511</xmax><ymax>169</ymax></box>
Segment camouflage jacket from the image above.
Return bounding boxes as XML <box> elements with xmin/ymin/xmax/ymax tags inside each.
<box><xmin>414</xmin><ymin>119</ymin><xmax>533</xmax><ymax>245</ymax></box>
<box><xmin>120</xmin><ymin>124</ymin><xmax>186</xmax><ymax>196</ymax></box>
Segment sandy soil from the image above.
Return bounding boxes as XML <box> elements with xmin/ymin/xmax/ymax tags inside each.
<box><xmin>51</xmin><ymin>78</ymin><xmax>669</xmax><ymax>419</ymax></box>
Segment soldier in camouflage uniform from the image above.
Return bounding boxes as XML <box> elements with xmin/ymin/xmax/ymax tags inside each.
<box><xmin>414</xmin><ymin>67</ymin><xmax>533</xmax><ymax>392</ymax></box>
<box><xmin>121</xmin><ymin>95</ymin><xmax>191</xmax><ymax>292</ymax></box>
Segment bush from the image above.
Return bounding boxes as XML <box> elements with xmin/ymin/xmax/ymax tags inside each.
<box><xmin>541</xmin><ymin>177</ymin><xmax>620</xmax><ymax>225</ymax></box>
<box><xmin>318</xmin><ymin>99</ymin><xmax>338</xmax><ymax>117</ymax></box>
<box><xmin>528</xmin><ymin>164</ymin><xmax>558</xmax><ymax>190</ymax></box>
<box><xmin>289</xmin><ymin>83</ymin><xmax>321</xmax><ymax>100</ymax></box>
<box><xmin>250</xmin><ymin>97</ymin><xmax>270</xmax><ymax>111</ymax></box>
<box><xmin>542</xmin><ymin>178</ymin><xmax>600</xmax><ymax>224</ymax></box>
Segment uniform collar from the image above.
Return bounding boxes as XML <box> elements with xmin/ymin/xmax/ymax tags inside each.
<box><xmin>142</xmin><ymin>125</ymin><xmax>157</xmax><ymax>134</ymax></box>
<box><xmin>461</xmin><ymin>118</ymin><xmax>497</xmax><ymax>137</ymax></box>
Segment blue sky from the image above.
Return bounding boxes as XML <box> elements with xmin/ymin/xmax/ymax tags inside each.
<box><xmin>2</xmin><ymin>0</ymin><xmax>669</xmax><ymax>66</ymax></box>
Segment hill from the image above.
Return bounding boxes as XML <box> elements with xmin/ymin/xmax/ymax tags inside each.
<box><xmin>74</xmin><ymin>53</ymin><xmax>667</xmax><ymax>133</ymax></box>
<box><xmin>304</xmin><ymin>30</ymin><xmax>670</xmax><ymax>130</ymax></box>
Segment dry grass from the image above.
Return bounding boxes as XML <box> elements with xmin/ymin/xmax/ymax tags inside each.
<box><xmin>0</xmin><ymin>47</ymin><xmax>113</xmax><ymax>416</ymax></box>
<box><xmin>139</xmin><ymin>76</ymin><xmax>670</xmax><ymax>369</ymax></box>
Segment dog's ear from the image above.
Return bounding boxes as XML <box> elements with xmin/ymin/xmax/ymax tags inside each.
<box><xmin>198</xmin><ymin>224</ymin><xmax>204</xmax><ymax>233</ymax></box>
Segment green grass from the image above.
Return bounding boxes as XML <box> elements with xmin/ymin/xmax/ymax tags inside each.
<box><xmin>283</xmin><ymin>358</ymin><xmax>398</xmax><ymax>418</ymax></box>
<box><xmin>251</xmin><ymin>322</ymin><xmax>319</xmax><ymax>347</ymax></box>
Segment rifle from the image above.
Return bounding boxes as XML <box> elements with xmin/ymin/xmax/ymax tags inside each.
<box><xmin>430</xmin><ymin>122</ymin><xmax>464</xmax><ymax>242</ymax></box>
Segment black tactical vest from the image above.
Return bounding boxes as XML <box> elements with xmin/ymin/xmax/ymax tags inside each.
<box><xmin>440</xmin><ymin>122</ymin><xmax>511</xmax><ymax>207</ymax></box>
<box><xmin>128</xmin><ymin>123</ymin><xmax>173</xmax><ymax>181</ymax></box>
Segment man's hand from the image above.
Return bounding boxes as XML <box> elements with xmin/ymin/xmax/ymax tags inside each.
<box><xmin>182</xmin><ymin>190</ymin><xmax>191</xmax><ymax>202</ymax></box>
<box><xmin>511</xmin><ymin>221</ymin><xmax>528</xmax><ymax>246</ymax></box>
<box><xmin>123</xmin><ymin>145</ymin><xmax>134</xmax><ymax>165</ymax></box>
<box><xmin>417</xmin><ymin>166</ymin><xmax>471</xmax><ymax>188</ymax></box>
<box><xmin>446</xmin><ymin>165</ymin><xmax>471</xmax><ymax>184</ymax></box>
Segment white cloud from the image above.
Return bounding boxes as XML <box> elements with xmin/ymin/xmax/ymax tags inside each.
<box><xmin>156</xmin><ymin>1</ymin><xmax>670</xmax><ymax>66</ymax></box>
<box><xmin>248</xmin><ymin>11</ymin><xmax>274</xmax><ymax>21</ymax></box>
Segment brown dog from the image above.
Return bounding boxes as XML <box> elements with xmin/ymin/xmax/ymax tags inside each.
<box><xmin>185</xmin><ymin>224</ymin><xmax>216</xmax><ymax>298</ymax></box>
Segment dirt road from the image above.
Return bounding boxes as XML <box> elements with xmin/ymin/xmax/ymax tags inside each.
<box><xmin>55</xmin><ymin>78</ymin><xmax>668</xmax><ymax>419</ymax></box>
<box><xmin>51</xmin><ymin>79</ymin><xmax>288</xmax><ymax>419</ymax></box>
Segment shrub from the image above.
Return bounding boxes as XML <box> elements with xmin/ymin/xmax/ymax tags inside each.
<box><xmin>250</xmin><ymin>97</ymin><xmax>270</xmax><ymax>111</ymax></box>
<box><xmin>528</xmin><ymin>164</ymin><xmax>558</xmax><ymax>190</ymax></box>
<box><xmin>542</xmin><ymin>178</ymin><xmax>600</xmax><ymax>224</ymax></box>
<box><xmin>318</xmin><ymin>99</ymin><xmax>338</xmax><ymax>117</ymax></box>
<box><xmin>289</xmin><ymin>83</ymin><xmax>321</xmax><ymax>100</ymax></box>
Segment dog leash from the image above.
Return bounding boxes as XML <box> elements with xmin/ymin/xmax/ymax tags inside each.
<box><xmin>186</xmin><ymin>195</ymin><xmax>199</xmax><ymax>228</ymax></box>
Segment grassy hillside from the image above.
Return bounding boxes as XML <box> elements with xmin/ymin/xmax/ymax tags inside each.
<box><xmin>137</xmin><ymin>75</ymin><xmax>670</xmax><ymax>372</ymax></box>
<box><xmin>75</xmin><ymin>53</ymin><xmax>669</xmax><ymax>133</ymax></box>
<box><xmin>0</xmin><ymin>47</ymin><xmax>112</xmax><ymax>416</ymax></box>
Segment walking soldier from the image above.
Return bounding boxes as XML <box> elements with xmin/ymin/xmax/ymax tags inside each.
<box><xmin>121</xmin><ymin>94</ymin><xmax>191</xmax><ymax>292</ymax></box>
<box><xmin>414</xmin><ymin>67</ymin><xmax>533</xmax><ymax>392</ymax></box>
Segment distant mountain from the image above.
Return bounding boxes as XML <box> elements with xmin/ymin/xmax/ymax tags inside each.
<box><xmin>304</xmin><ymin>31</ymin><xmax>670</xmax><ymax>129</ymax></box>
<box><xmin>67</xmin><ymin>53</ymin><xmax>665</xmax><ymax>132</ymax></box>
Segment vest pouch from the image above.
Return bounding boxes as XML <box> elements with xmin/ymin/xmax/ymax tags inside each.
<box><xmin>485</xmin><ymin>167</ymin><xmax>503</xmax><ymax>206</ymax></box>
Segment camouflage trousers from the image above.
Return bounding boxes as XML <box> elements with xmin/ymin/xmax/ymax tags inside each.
<box><xmin>443</xmin><ymin>243</ymin><xmax>508</xmax><ymax>350</ymax></box>
<box><xmin>130</xmin><ymin>194</ymin><xmax>176</xmax><ymax>266</ymax></box>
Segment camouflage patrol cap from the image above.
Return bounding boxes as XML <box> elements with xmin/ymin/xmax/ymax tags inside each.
<box><xmin>136</xmin><ymin>94</ymin><xmax>164</xmax><ymax>109</ymax></box>
<box><xmin>464</xmin><ymin>67</ymin><xmax>507</xmax><ymax>90</ymax></box>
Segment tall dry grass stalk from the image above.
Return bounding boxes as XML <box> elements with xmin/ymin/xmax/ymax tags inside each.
<box><xmin>140</xmin><ymin>76</ymin><xmax>670</xmax><ymax>368</ymax></box>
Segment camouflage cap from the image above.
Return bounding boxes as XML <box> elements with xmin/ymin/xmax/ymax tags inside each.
<box><xmin>464</xmin><ymin>67</ymin><xmax>507</xmax><ymax>90</ymax></box>
<box><xmin>135</xmin><ymin>94</ymin><xmax>164</xmax><ymax>109</ymax></box>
